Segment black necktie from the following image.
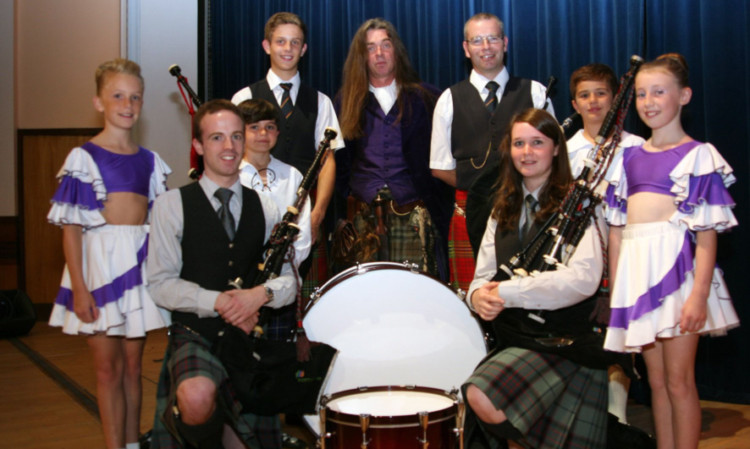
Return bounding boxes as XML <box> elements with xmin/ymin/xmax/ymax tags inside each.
<box><xmin>485</xmin><ymin>81</ymin><xmax>499</xmax><ymax>113</ymax></box>
<box><xmin>279</xmin><ymin>83</ymin><xmax>294</xmax><ymax>119</ymax></box>
<box><xmin>521</xmin><ymin>194</ymin><xmax>538</xmax><ymax>239</ymax></box>
<box><xmin>214</xmin><ymin>188</ymin><xmax>235</xmax><ymax>240</ymax></box>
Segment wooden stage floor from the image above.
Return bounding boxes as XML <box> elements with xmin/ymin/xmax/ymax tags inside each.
<box><xmin>2</xmin><ymin>325</ymin><xmax>749</xmax><ymax>448</ymax></box>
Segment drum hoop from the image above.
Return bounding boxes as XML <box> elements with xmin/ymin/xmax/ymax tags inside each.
<box><xmin>321</xmin><ymin>385</ymin><xmax>458</xmax><ymax>426</ymax></box>
<box><xmin>305</xmin><ymin>261</ymin><xmax>457</xmax><ymax>314</ymax></box>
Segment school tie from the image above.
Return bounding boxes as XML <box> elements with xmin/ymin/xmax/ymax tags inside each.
<box><xmin>214</xmin><ymin>188</ymin><xmax>235</xmax><ymax>240</ymax></box>
<box><xmin>521</xmin><ymin>194</ymin><xmax>538</xmax><ymax>240</ymax></box>
<box><xmin>279</xmin><ymin>83</ymin><xmax>294</xmax><ymax>119</ymax></box>
<box><xmin>484</xmin><ymin>81</ymin><xmax>499</xmax><ymax>113</ymax></box>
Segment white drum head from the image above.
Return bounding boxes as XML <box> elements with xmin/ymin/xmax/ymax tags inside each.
<box><xmin>303</xmin><ymin>263</ymin><xmax>487</xmax><ymax>432</ymax></box>
<box><xmin>327</xmin><ymin>389</ymin><xmax>455</xmax><ymax>416</ymax></box>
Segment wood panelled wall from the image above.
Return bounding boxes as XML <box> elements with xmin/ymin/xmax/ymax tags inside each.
<box><xmin>19</xmin><ymin>130</ymin><xmax>99</xmax><ymax>318</ymax></box>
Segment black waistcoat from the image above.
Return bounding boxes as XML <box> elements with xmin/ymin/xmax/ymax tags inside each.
<box><xmin>250</xmin><ymin>80</ymin><xmax>318</xmax><ymax>175</ymax></box>
<box><xmin>450</xmin><ymin>77</ymin><xmax>533</xmax><ymax>190</ymax></box>
<box><xmin>172</xmin><ymin>183</ymin><xmax>265</xmax><ymax>342</ymax></box>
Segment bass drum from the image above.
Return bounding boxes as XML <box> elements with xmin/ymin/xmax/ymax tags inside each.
<box><xmin>302</xmin><ymin>262</ymin><xmax>487</xmax><ymax>438</ymax></box>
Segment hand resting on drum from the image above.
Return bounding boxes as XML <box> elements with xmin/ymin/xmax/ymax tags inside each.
<box><xmin>470</xmin><ymin>281</ymin><xmax>505</xmax><ymax>321</ymax></box>
<box><xmin>214</xmin><ymin>287</ymin><xmax>266</xmax><ymax>333</ymax></box>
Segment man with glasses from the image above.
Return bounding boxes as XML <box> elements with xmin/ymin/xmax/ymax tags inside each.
<box><xmin>429</xmin><ymin>12</ymin><xmax>553</xmax><ymax>291</ymax></box>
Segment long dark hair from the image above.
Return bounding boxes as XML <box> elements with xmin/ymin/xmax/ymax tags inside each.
<box><xmin>338</xmin><ymin>18</ymin><xmax>433</xmax><ymax>139</ymax></box>
<box><xmin>492</xmin><ymin>108</ymin><xmax>572</xmax><ymax>232</ymax></box>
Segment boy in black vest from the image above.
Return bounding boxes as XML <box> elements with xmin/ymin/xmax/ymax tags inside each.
<box><xmin>231</xmin><ymin>11</ymin><xmax>343</xmax><ymax>265</ymax></box>
<box><xmin>429</xmin><ymin>12</ymin><xmax>555</xmax><ymax>291</ymax></box>
<box><xmin>148</xmin><ymin>100</ymin><xmax>296</xmax><ymax>449</ymax></box>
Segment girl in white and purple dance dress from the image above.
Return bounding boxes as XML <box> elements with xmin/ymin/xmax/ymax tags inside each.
<box><xmin>47</xmin><ymin>59</ymin><xmax>170</xmax><ymax>449</ymax></box>
<box><xmin>604</xmin><ymin>53</ymin><xmax>738</xmax><ymax>449</ymax></box>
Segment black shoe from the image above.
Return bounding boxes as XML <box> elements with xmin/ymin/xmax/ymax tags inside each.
<box><xmin>281</xmin><ymin>432</ymin><xmax>308</xmax><ymax>449</ymax></box>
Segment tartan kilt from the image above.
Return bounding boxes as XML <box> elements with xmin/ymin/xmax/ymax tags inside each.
<box><xmin>349</xmin><ymin>188</ymin><xmax>438</xmax><ymax>276</ymax></box>
<box><xmin>464</xmin><ymin>347</ymin><xmax>608</xmax><ymax>449</ymax></box>
<box><xmin>150</xmin><ymin>324</ymin><xmax>282</xmax><ymax>449</ymax></box>
<box><xmin>449</xmin><ymin>190</ymin><xmax>476</xmax><ymax>293</ymax></box>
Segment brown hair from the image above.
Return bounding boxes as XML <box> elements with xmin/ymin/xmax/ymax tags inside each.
<box><xmin>491</xmin><ymin>108</ymin><xmax>572</xmax><ymax>232</ymax></box>
<box><xmin>463</xmin><ymin>13</ymin><xmax>505</xmax><ymax>40</ymax></box>
<box><xmin>639</xmin><ymin>52</ymin><xmax>689</xmax><ymax>88</ymax></box>
<box><xmin>192</xmin><ymin>99</ymin><xmax>242</xmax><ymax>142</ymax></box>
<box><xmin>569</xmin><ymin>63</ymin><xmax>618</xmax><ymax>98</ymax></box>
<box><xmin>95</xmin><ymin>58</ymin><xmax>143</xmax><ymax>95</ymax></box>
<box><xmin>264</xmin><ymin>11</ymin><xmax>307</xmax><ymax>43</ymax></box>
<box><xmin>337</xmin><ymin>18</ymin><xmax>433</xmax><ymax>139</ymax></box>
<box><xmin>237</xmin><ymin>98</ymin><xmax>279</xmax><ymax>125</ymax></box>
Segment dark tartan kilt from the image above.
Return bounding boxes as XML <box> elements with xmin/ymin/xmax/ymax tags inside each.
<box><xmin>150</xmin><ymin>324</ymin><xmax>282</xmax><ymax>449</ymax></box>
<box><xmin>464</xmin><ymin>347</ymin><xmax>608</xmax><ymax>449</ymax></box>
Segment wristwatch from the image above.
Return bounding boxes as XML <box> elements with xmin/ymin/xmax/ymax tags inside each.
<box><xmin>263</xmin><ymin>285</ymin><xmax>274</xmax><ymax>304</ymax></box>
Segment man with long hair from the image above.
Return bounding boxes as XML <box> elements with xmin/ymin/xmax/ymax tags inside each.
<box><xmin>334</xmin><ymin>18</ymin><xmax>453</xmax><ymax>279</ymax></box>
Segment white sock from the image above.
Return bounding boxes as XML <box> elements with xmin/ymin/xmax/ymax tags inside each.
<box><xmin>126</xmin><ymin>443</ymin><xmax>140</xmax><ymax>449</ymax></box>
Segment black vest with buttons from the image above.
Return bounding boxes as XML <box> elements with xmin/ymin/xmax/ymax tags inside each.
<box><xmin>250</xmin><ymin>80</ymin><xmax>318</xmax><ymax>175</ymax></box>
<box><xmin>450</xmin><ymin>77</ymin><xmax>533</xmax><ymax>190</ymax></box>
<box><xmin>172</xmin><ymin>183</ymin><xmax>265</xmax><ymax>342</ymax></box>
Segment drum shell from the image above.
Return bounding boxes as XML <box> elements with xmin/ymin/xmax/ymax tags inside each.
<box><xmin>321</xmin><ymin>386</ymin><xmax>458</xmax><ymax>449</ymax></box>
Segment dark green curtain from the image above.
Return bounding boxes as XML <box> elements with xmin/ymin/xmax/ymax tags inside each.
<box><xmin>207</xmin><ymin>0</ymin><xmax>750</xmax><ymax>403</ymax></box>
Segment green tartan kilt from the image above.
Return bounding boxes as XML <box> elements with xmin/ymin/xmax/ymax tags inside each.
<box><xmin>464</xmin><ymin>347</ymin><xmax>608</xmax><ymax>449</ymax></box>
<box><xmin>150</xmin><ymin>324</ymin><xmax>282</xmax><ymax>449</ymax></box>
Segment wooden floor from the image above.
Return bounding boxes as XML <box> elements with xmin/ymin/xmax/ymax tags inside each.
<box><xmin>2</xmin><ymin>324</ymin><xmax>749</xmax><ymax>449</ymax></box>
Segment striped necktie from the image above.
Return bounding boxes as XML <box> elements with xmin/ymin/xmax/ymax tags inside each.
<box><xmin>521</xmin><ymin>194</ymin><xmax>538</xmax><ymax>240</ymax></box>
<box><xmin>485</xmin><ymin>81</ymin><xmax>499</xmax><ymax>113</ymax></box>
<box><xmin>279</xmin><ymin>83</ymin><xmax>294</xmax><ymax>119</ymax></box>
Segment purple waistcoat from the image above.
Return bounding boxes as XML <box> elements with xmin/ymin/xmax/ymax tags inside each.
<box><xmin>349</xmin><ymin>100</ymin><xmax>419</xmax><ymax>205</ymax></box>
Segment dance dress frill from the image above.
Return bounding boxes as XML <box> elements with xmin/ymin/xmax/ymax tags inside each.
<box><xmin>47</xmin><ymin>143</ymin><xmax>171</xmax><ymax>337</ymax></box>
<box><xmin>603</xmin><ymin>141</ymin><xmax>739</xmax><ymax>352</ymax></box>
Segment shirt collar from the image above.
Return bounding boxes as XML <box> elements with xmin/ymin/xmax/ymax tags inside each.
<box><xmin>199</xmin><ymin>175</ymin><xmax>243</xmax><ymax>202</ymax></box>
<box><xmin>267</xmin><ymin>69</ymin><xmax>301</xmax><ymax>94</ymax></box>
<box><xmin>470</xmin><ymin>66</ymin><xmax>509</xmax><ymax>97</ymax></box>
<box><xmin>369</xmin><ymin>79</ymin><xmax>399</xmax><ymax>112</ymax></box>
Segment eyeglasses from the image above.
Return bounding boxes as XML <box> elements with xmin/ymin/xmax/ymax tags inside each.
<box><xmin>466</xmin><ymin>35</ymin><xmax>504</xmax><ymax>47</ymax></box>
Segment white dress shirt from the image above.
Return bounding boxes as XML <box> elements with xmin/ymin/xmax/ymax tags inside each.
<box><xmin>467</xmin><ymin>189</ymin><xmax>604</xmax><ymax>313</ymax></box>
<box><xmin>239</xmin><ymin>156</ymin><xmax>312</xmax><ymax>267</ymax></box>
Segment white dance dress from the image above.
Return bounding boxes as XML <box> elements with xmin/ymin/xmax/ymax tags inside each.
<box><xmin>603</xmin><ymin>141</ymin><xmax>739</xmax><ymax>352</ymax></box>
<box><xmin>47</xmin><ymin>142</ymin><xmax>171</xmax><ymax>337</ymax></box>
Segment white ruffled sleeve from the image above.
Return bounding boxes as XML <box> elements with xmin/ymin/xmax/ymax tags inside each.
<box><xmin>668</xmin><ymin>143</ymin><xmax>737</xmax><ymax>232</ymax></box>
<box><xmin>47</xmin><ymin>146</ymin><xmax>107</xmax><ymax>229</ymax></box>
<box><xmin>603</xmin><ymin>151</ymin><xmax>629</xmax><ymax>227</ymax></box>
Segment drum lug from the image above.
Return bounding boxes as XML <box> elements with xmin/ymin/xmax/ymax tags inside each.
<box><xmin>455</xmin><ymin>287</ymin><xmax>466</xmax><ymax>300</ymax></box>
<box><xmin>418</xmin><ymin>411</ymin><xmax>430</xmax><ymax>449</ymax></box>
<box><xmin>403</xmin><ymin>261</ymin><xmax>420</xmax><ymax>272</ymax></box>
<box><xmin>359</xmin><ymin>413</ymin><xmax>372</xmax><ymax>448</ymax></box>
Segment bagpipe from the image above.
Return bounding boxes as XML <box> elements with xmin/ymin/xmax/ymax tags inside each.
<box><xmin>482</xmin><ymin>56</ymin><xmax>643</xmax><ymax>373</ymax></box>
<box><xmin>214</xmin><ymin>129</ymin><xmax>339</xmax><ymax>416</ymax></box>
<box><xmin>496</xmin><ymin>55</ymin><xmax>642</xmax><ymax>282</ymax></box>
<box><xmin>168</xmin><ymin>64</ymin><xmax>204</xmax><ymax>179</ymax></box>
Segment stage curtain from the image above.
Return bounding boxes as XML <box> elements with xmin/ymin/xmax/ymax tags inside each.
<box><xmin>207</xmin><ymin>0</ymin><xmax>750</xmax><ymax>403</ymax></box>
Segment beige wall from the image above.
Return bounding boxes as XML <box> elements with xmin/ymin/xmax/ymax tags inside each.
<box><xmin>16</xmin><ymin>0</ymin><xmax>121</xmax><ymax>130</ymax></box>
<box><xmin>1</xmin><ymin>0</ymin><xmax>121</xmax><ymax>217</ymax></box>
